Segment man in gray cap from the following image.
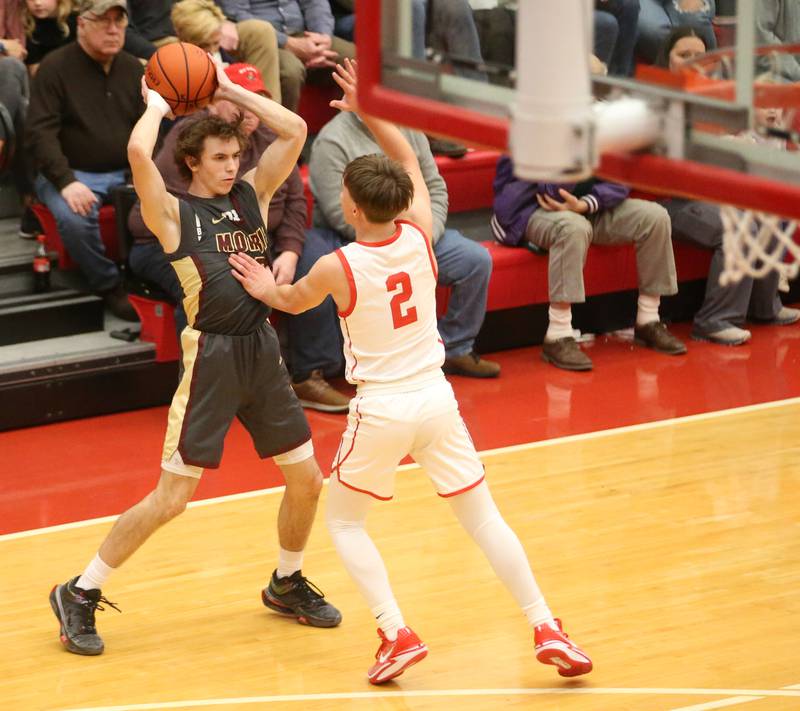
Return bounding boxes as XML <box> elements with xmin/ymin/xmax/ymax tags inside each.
<box><xmin>25</xmin><ymin>0</ymin><xmax>143</xmax><ymax>319</ymax></box>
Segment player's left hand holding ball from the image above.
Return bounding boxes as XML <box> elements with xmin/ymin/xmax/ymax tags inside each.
<box><xmin>140</xmin><ymin>76</ymin><xmax>175</xmax><ymax>119</ymax></box>
<box><xmin>230</xmin><ymin>252</ymin><xmax>275</xmax><ymax>302</ymax></box>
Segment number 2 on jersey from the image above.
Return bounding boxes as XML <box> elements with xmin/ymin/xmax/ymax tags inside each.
<box><xmin>386</xmin><ymin>272</ymin><xmax>418</xmax><ymax>329</ymax></box>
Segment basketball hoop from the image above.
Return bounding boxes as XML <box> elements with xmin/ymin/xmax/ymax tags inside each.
<box><xmin>719</xmin><ymin>205</ymin><xmax>799</xmax><ymax>285</ymax></box>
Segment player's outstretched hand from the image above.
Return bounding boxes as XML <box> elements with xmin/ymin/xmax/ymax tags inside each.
<box><xmin>330</xmin><ymin>57</ymin><xmax>359</xmax><ymax>113</ymax></box>
<box><xmin>229</xmin><ymin>252</ymin><xmax>275</xmax><ymax>302</ymax></box>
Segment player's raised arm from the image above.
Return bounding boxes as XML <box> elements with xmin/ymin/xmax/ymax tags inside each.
<box><xmin>211</xmin><ymin>62</ymin><xmax>307</xmax><ymax>206</ymax></box>
<box><xmin>331</xmin><ymin>58</ymin><xmax>433</xmax><ymax>239</ymax></box>
<box><xmin>127</xmin><ymin>82</ymin><xmax>181</xmax><ymax>253</ymax></box>
<box><xmin>229</xmin><ymin>251</ymin><xmax>348</xmax><ymax>315</ymax></box>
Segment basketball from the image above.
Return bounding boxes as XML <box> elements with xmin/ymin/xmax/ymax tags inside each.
<box><xmin>144</xmin><ymin>42</ymin><xmax>218</xmax><ymax>117</ymax></box>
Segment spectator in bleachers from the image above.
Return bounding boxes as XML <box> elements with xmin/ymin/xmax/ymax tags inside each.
<box><xmin>26</xmin><ymin>0</ymin><xmax>142</xmax><ymax>320</ymax></box>
<box><xmin>0</xmin><ymin>55</ymin><xmax>27</xmax><ymax>177</ymax></box>
<box><xmin>334</xmin><ymin>0</ymin><xmax>483</xmax><ymax>157</ymax></box>
<box><xmin>22</xmin><ymin>0</ymin><xmax>78</xmax><ymax>76</ymax></box>
<box><xmin>0</xmin><ymin>3</ymin><xmax>40</xmax><ymax>239</ymax></box>
<box><xmin>636</xmin><ymin>0</ymin><xmax>715</xmax><ymax>64</ymax></box>
<box><xmin>594</xmin><ymin>0</ymin><xmax>640</xmax><ymax>76</ymax></box>
<box><xmin>124</xmin><ymin>0</ymin><xmax>282</xmax><ymax>104</ymax></box>
<box><xmin>654</xmin><ymin>28</ymin><xmax>799</xmax><ymax>345</ymax></box>
<box><xmin>127</xmin><ymin>64</ymin><xmax>315</xmax><ymax>355</ymax></box>
<box><xmin>471</xmin><ymin>0</ymin><xmax>514</xmax><ymax>77</ymax></box>
<box><xmin>217</xmin><ymin>0</ymin><xmax>355</xmax><ymax>113</ymax></box>
<box><xmin>756</xmin><ymin>0</ymin><xmax>800</xmax><ymax>82</ymax></box>
<box><xmin>492</xmin><ymin>156</ymin><xmax>685</xmax><ymax>371</ymax></box>
<box><xmin>307</xmin><ymin>100</ymin><xmax>500</xmax><ymax>386</ymax></box>
<box><xmin>655</xmin><ymin>24</ymin><xmax>706</xmax><ymax>70</ymax></box>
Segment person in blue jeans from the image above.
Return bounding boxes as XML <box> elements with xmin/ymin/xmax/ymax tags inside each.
<box><xmin>25</xmin><ymin>0</ymin><xmax>141</xmax><ymax>320</ymax></box>
<box><xmin>594</xmin><ymin>0</ymin><xmax>641</xmax><ymax>76</ymax></box>
<box><xmin>304</xmin><ymin>108</ymin><xmax>499</xmax><ymax>389</ymax></box>
<box><xmin>636</xmin><ymin>0</ymin><xmax>716</xmax><ymax>63</ymax></box>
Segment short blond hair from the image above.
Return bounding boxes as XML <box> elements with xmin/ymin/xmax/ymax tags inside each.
<box><xmin>170</xmin><ymin>0</ymin><xmax>224</xmax><ymax>46</ymax></box>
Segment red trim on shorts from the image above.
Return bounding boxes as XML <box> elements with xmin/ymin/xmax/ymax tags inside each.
<box><xmin>397</xmin><ymin>219</ymin><xmax>438</xmax><ymax>280</ymax></box>
<box><xmin>357</xmin><ymin>222</ymin><xmax>403</xmax><ymax>248</ymax></box>
<box><xmin>334</xmin><ymin>249</ymin><xmax>357</xmax><ymax>317</ymax></box>
<box><xmin>437</xmin><ymin>474</ymin><xmax>486</xmax><ymax>498</ymax></box>
<box><xmin>332</xmin><ymin>398</ymin><xmax>392</xmax><ymax>501</ymax></box>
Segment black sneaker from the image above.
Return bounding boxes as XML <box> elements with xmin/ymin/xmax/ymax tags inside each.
<box><xmin>49</xmin><ymin>576</ymin><xmax>120</xmax><ymax>655</ymax></box>
<box><xmin>261</xmin><ymin>570</ymin><xmax>342</xmax><ymax>628</ymax></box>
<box><xmin>18</xmin><ymin>207</ymin><xmax>42</xmax><ymax>240</ymax></box>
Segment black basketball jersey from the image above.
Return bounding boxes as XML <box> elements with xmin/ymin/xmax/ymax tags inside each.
<box><xmin>169</xmin><ymin>180</ymin><xmax>271</xmax><ymax>335</ymax></box>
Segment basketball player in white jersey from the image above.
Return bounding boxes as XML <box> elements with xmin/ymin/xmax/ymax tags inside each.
<box><xmin>229</xmin><ymin>59</ymin><xmax>593</xmax><ymax>685</ymax></box>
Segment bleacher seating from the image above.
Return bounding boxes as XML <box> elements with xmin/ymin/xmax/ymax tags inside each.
<box><xmin>30</xmin><ymin>148</ymin><xmax>716</xmax><ymax>362</ymax></box>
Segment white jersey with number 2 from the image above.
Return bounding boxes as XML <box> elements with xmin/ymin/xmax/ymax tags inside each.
<box><xmin>334</xmin><ymin>220</ymin><xmax>445</xmax><ymax>389</ymax></box>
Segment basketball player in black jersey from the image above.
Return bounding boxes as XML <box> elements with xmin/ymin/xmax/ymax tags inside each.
<box><xmin>49</xmin><ymin>62</ymin><xmax>341</xmax><ymax>657</ymax></box>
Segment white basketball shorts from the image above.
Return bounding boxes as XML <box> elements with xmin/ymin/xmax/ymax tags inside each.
<box><xmin>331</xmin><ymin>377</ymin><xmax>485</xmax><ymax>500</ymax></box>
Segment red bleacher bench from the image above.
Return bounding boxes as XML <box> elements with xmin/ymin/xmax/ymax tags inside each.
<box><xmin>31</xmin><ymin>148</ymin><xmax>716</xmax><ymax>362</ymax></box>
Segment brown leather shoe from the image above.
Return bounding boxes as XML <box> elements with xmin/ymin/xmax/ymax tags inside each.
<box><xmin>442</xmin><ymin>351</ymin><xmax>500</xmax><ymax>378</ymax></box>
<box><xmin>541</xmin><ymin>337</ymin><xmax>593</xmax><ymax>371</ymax></box>
<box><xmin>291</xmin><ymin>370</ymin><xmax>350</xmax><ymax>413</ymax></box>
<box><xmin>634</xmin><ymin>321</ymin><xmax>687</xmax><ymax>355</ymax></box>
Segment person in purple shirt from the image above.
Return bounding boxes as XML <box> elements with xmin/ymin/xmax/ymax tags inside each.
<box><xmin>492</xmin><ymin>156</ymin><xmax>685</xmax><ymax>371</ymax></box>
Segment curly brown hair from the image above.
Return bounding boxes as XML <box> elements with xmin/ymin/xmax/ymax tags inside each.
<box><xmin>174</xmin><ymin>114</ymin><xmax>248</xmax><ymax>181</ymax></box>
<box><xmin>343</xmin><ymin>154</ymin><xmax>414</xmax><ymax>224</ymax></box>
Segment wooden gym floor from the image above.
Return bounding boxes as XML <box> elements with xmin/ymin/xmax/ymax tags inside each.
<box><xmin>2</xmin><ymin>394</ymin><xmax>799</xmax><ymax>710</ymax></box>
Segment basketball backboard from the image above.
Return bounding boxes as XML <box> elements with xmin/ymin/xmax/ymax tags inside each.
<box><xmin>357</xmin><ymin>0</ymin><xmax>800</xmax><ymax>221</ymax></box>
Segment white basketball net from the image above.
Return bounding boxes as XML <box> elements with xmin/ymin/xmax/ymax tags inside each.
<box><xmin>719</xmin><ymin>205</ymin><xmax>800</xmax><ymax>286</ymax></box>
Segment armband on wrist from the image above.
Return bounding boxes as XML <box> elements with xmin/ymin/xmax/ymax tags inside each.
<box><xmin>146</xmin><ymin>89</ymin><xmax>171</xmax><ymax>117</ymax></box>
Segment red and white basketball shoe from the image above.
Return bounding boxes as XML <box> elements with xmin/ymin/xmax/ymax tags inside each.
<box><xmin>367</xmin><ymin>627</ymin><xmax>428</xmax><ymax>684</ymax></box>
<box><xmin>534</xmin><ymin>618</ymin><xmax>593</xmax><ymax>677</ymax></box>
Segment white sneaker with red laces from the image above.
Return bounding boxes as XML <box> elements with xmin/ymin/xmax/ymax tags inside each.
<box><xmin>534</xmin><ymin>618</ymin><xmax>593</xmax><ymax>677</ymax></box>
<box><xmin>367</xmin><ymin>627</ymin><xmax>428</xmax><ymax>684</ymax></box>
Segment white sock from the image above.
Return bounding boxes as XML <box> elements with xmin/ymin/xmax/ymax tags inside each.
<box><xmin>371</xmin><ymin>599</ymin><xmax>405</xmax><ymax>641</ymax></box>
<box><xmin>276</xmin><ymin>548</ymin><xmax>304</xmax><ymax>579</ymax></box>
<box><xmin>76</xmin><ymin>553</ymin><xmax>114</xmax><ymax>591</ymax></box>
<box><xmin>546</xmin><ymin>305</ymin><xmax>573</xmax><ymax>341</ymax></box>
<box><xmin>448</xmin><ymin>482</ymin><xmax>553</xmax><ymax>629</ymax></box>
<box><xmin>636</xmin><ymin>294</ymin><xmax>660</xmax><ymax>326</ymax></box>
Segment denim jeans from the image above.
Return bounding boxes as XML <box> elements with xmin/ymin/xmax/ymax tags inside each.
<box><xmin>594</xmin><ymin>0</ymin><xmax>641</xmax><ymax>76</ymax></box>
<box><xmin>34</xmin><ymin>169</ymin><xmax>127</xmax><ymax>292</ymax></box>
<box><xmin>128</xmin><ymin>239</ymin><xmax>188</xmax><ymax>337</ymax></box>
<box><xmin>287</xmin><ymin>227</ymin><xmax>493</xmax><ymax>377</ymax></box>
<box><xmin>665</xmin><ymin>198</ymin><xmax>781</xmax><ymax>334</ymax></box>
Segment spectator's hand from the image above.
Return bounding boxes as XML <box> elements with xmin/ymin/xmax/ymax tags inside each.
<box><xmin>286</xmin><ymin>35</ymin><xmax>337</xmax><ymax>67</ymax></box>
<box><xmin>272</xmin><ymin>251</ymin><xmax>299</xmax><ymax>285</ymax></box>
<box><xmin>330</xmin><ymin>58</ymin><xmax>359</xmax><ymax>113</ymax></box>
<box><xmin>536</xmin><ymin>189</ymin><xmax>589</xmax><ymax>214</ymax></box>
<box><xmin>304</xmin><ymin>31</ymin><xmax>332</xmax><ymax>50</ymax></box>
<box><xmin>229</xmin><ymin>251</ymin><xmax>274</xmax><ymax>301</ymax></box>
<box><xmin>2</xmin><ymin>39</ymin><xmax>27</xmax><ymax>61</ymax></box>
<box><xmin>305</xmin><ymin>51</ymin><xmax>338</xmax><ymax>69</ymax></box>
<box><xmin>220</xmin><ymin>21</ymin><xmax>239</xmax><ymax>52</ymax></box>
<box><xmin>61</xmin><ymin>181</ymin><xmax>98</xmax><ymax>217</ymax></box>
